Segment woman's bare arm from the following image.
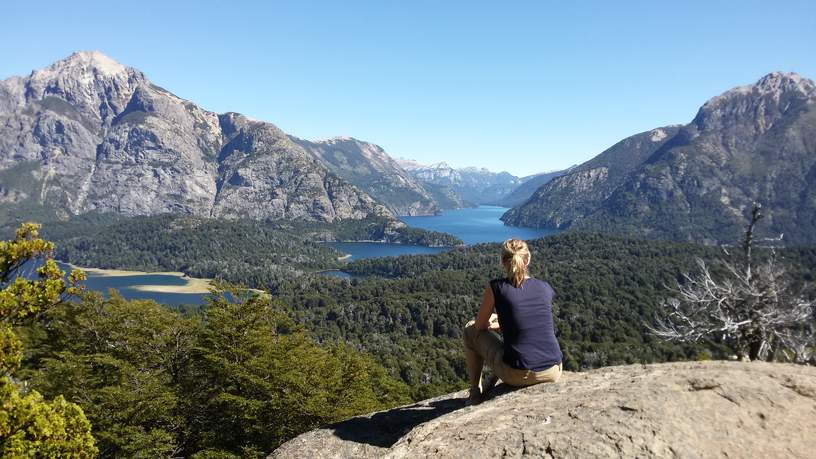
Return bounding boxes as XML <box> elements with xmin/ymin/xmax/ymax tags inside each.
<box><xmin>474</xmin><ymin>284</ymin><xmax>498</xmax><ymax>330</ymax></box>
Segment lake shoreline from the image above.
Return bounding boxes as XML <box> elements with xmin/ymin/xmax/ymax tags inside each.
<box><xmin>62</xmin><ymin>262</ymin><xmax>214</xmax><ymax>294</ymax></box>
<box><xmin>56</xmin><ymin>207</ymin><xmax>558</xmax><ymax>302</ymax></box>
<box><xmin>327</xmin><ymin>239</ymin><xmax>461</xmax><ymax>248</ymax></box>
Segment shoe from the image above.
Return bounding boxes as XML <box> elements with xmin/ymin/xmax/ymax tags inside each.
<box><xmin>467</xmin><ymin>386</ymin><xmax>483</xmax><ymax>405</ymax></box>
<box><xmin>482</xmin><ymin>374</ymin><xmax>499</xmax><ymax>395</ymax></box>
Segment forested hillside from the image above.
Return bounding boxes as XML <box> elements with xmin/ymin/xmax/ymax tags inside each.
<box><xmin>0</xmin><ymin>212</ymin><xmax>461</xmax><ymax>289</ymax></box>
<box><xmin>10</xmin><ymin>214</ymin><xmax>814</xmax><ymax>401</ymax></box>
<box><xmin>274</xmin><ymin>233</ymin><xmax>816</xmax><ymax>398</ymax></box>
<box><xmin>6</xmin><ymin>225</ymin><xmax>410</xmax><ymax>457</ymax></box>
<box><xmin>19</xmin><ymin>290</ymin><xmax>410</xmax><ymax>457</ymax></box>
<box><xmin>7</xmin><ymin>218</ymin><xmax>815</xmax><ymax>456</ymax></box>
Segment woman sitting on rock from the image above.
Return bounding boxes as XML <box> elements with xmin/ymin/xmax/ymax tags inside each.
<box><xmin>463</xmin><ymin>238</ymin><xmax>563</xmax><ymax>405</ymax></box>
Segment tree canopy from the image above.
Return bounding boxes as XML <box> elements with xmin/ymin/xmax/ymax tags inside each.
<box><xmin>1</xmin><ymin>223</ymin><xmax>97</xmax><ymax>458</ymax></box>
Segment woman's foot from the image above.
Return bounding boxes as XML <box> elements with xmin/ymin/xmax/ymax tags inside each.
<box><xmin>467</xmin><ymin>374</ymin><xmax>499</xmax><ymax>405</ymax></box>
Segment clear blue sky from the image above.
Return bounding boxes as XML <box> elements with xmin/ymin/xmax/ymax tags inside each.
<box><xmin>2</xmin><ymin>1</ymin><xmax>814</xmax><ymax>176</ymax></box>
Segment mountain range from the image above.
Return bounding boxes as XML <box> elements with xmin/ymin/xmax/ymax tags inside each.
<box><xmin>4</xmin><ymin>52</ymin><xmax>813</xmax><ymax>246</ymax></box>
<box><xmin>502</xmin><ymin>72</ymin><xmax>816</xmax><ymax>245</ymax></box>
<box><xmin>395</xmin><ymin>159</ymin><xmax>567</xmax><ymax>207</ymax></box>
<box><xmin>292</xmin><ymin>136</ymin><xmax>441</xmax><ymax>216</ymax></box>
<box><xmin>0</xmin><ymin>51</ymin><xmax>393</xmax><ymax>222</ymax></box>
<box><xmin>0</xmin><ymin>51</ymin><xmax>554</xmax><ymax>224</ymax></box>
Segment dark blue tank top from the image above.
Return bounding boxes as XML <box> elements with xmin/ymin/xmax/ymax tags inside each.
<box><xmin>490</xmin><ymin>277</ymin><xmax>562</xmax><ymax>371</ymax></box>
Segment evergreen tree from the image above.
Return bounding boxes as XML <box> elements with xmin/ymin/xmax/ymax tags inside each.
<box><xmin>0</xmin><ymin>223</ymin><xmax>97</xmax><ymax>458</ymax></box>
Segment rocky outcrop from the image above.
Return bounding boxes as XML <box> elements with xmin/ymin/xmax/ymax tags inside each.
<box><xmin>270</xmin><ymin>361</ymin><xmax>816</xmax><ymax>458</ymax></box>
<box><xmin>294</xmin><ymin>137</ymin><xmax>441</xmax><ymax>216</ymax></box>
<box><xmin>503</xmin><ymin>72</ymin><xmax>816</xmax><ymax>245</ymax></box>
<box><xmin>0</xmin><ymin>51</ymin><xmax>389</xmax><ymax>222</ymax></box>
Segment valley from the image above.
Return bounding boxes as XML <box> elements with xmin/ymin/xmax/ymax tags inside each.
<box><xmin>27</xmin><ymin>206</ymin><xmax>558</xmax><ymax>305</ymax></box>
<box><xmin>1</xmin><ymin>49</ymin><xmax>814</xmax><ymax>458</ymax></box>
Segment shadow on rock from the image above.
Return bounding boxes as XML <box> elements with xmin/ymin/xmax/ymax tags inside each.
<box><xmin>329</xmin><ymin>383</ymin><xmax>522</xmax><ymax>448</ymax></box>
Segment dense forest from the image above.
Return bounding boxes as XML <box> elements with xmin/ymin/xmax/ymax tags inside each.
<box><xmin>0</xmin><ymin>212</ymin><xmax>461</xmax><ymax>291</ymax></box>
<box><xmin>4</xmin><ymin>219</ymin><xmax>815</xmax><ymax>455</ymax></box>
<box><xmin>18</xmin><ymin>290</ymin><xmax>410</xmax><ymax>457</ymax></box>
<box><xmin>280</xmin><ymin>233</ymin><xmax>815</xmax><ymax>397</ymax></box>
<box><xmin>3</xmin><ymin>226</ymin><xmax>410</xmax><ymax>456</ymax></box>
<box><xmin>15</xmin><ymin>214</ymin><xmax>816</xmax><ymax>400</ymax></box>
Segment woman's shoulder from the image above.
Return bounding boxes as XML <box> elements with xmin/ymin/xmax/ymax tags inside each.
<box><xmin>529</xmin><ymin>278</ymin><xmax>556</xmax><ymax>297</ymax></box>
<box><xmin>518</xmin><ymin>276</ymin><xmax>551</xmax><ymax>291</ymax></box>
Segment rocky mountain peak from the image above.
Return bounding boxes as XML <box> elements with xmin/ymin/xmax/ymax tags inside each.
<box><xmin>43</xmin><ymin>51</ymin><xmax>131</xmax><ymax>78</ymax></box>
<box><xmin>0</xmin><ymin>52</ymin><xmax>392</xmax><ymax>222</ymax></box>
<box><xmin>325</xmin><ymin>135</ymin><xmax>356</xmax><ymax>143</ymax></box>
<box><xmin>754</xmin><ymin>71</ymin><xmax>816</xmax><ymax>97</ymax></box>
<box><xmin>22</xmin><ymin>50</ymin><xmax>146</xmax><ymax>124</ymax></box>
<box><xmin>323</xmin><ymin>136</ymin><xmax>387</xmax><ymax>159</ymax></box>
<box><xmin>394</xmin><ymin>158</ymin><xmax>427</xmax><ymax>171</ymax></box>
<box><xmin>503</xmin><ymin>70</ymin><xmax>816</xmax><ymax>245</ymax></box>
<box><xmin>693</xmin><ymin>71</ymin><xmax>816</xmax><ymax>134</ymax></box>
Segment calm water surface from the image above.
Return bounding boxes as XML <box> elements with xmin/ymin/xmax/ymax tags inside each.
<box><xmin>324</xmin><ymin>242</ymin><xmax>446</xmax><ymax>261</ymax></box>
<box><xmin>401</xmin><ymin>206</ymin><xmax>558</xmax><ymax>245</ymax></box>
<box><xmin>327</xmin><ymin>206</ymin><xmax>558</xmax><ymax>261</ymax></box>
<box><xmin>53</xmin><ymin>262</ymin><xmax>210</xmax><ymax>307</ymax></box>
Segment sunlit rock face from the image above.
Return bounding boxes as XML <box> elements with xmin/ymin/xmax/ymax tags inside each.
<box><xmin>0</xmin><ymin>51</ymin><xmax>389</xmax><ymax>222</ymax></box>
<box><xmin>270</xmin><ymin>361</ymin><xmax>816</xmax><ymax>459</ymax></box>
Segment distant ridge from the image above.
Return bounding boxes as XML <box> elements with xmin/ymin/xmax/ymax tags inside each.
<box><xmin>293</xmin><ymin>136</ymin><xmax>441</xmax><ymax>216</ymax></box>
<box><xmin>395</xmin><ymin>158</ymin><xmax>546</xmax><ymax>206</ymax></box>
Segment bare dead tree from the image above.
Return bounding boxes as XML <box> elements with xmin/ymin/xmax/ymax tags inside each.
<box><xmin>648</xmin><ymin>203</ymin><xmax>815</xmax><ymax>362</ymax></box>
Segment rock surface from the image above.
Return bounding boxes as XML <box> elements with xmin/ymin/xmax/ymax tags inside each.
<box><xmin>0</xmin><ymin>51</ymin><xmax>389</xmax><ymax>222</ymax></box>
<box><xmin>502</xmin><ymin>72</ymin><xmax>816</xmax><ymax>245</ymax></box>
<box><xmin>270</xmin><ymin>361</ymin><xmax>816</xmax><ymax>458</ymax></box>
<box><xmin>501</xmin><ymin>126</ymin><xmax>681</xmax><ymax>229</ymax></box>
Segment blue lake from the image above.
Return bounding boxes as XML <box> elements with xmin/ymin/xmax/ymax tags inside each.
<box><xmin>325</xmin><ymin>206</ymin><xmax>559</xmax><ymax>261</ymax></box>
<box><xmin>324</xmin><ymin>242</ymin><xmax>446</xmax><ymax>261</ymax></box>
<box><xmin>54</xmin><ymin>263</ymin><xmax>213</xmax><ymax>307</ymax></box>
<box><xmin>401</xmin><ymin>206</ymin><xmax>558</xmax><ymax>246</ymax></box>
<box><xmin>40</xmin><ymin>206</ymin><xmax>558</xmax><ymax>304</ymax></box>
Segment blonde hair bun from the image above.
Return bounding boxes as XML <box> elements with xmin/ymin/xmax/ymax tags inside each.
<box><xmin>501</xmin><ymin>238</ymin><xmax>530</xmax><ymax>287</ymax></box>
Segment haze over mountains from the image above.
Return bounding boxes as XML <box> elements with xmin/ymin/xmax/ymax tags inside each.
<box><xmin>0</xmin><ymin>51</ymin><xmax>551</xmax><ymax>224</ymax></box>
<box><xmin>503</xmin><ymin>72</ymin><xmax>816</xmax><ymax>245</ymax></box>
<box><xmin>395</xmin><ymin>159</ymin><xmax>566</xmax><ymax>207</ymax></box>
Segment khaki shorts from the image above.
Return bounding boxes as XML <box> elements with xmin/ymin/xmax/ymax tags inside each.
<box><xmin>464</xmin><ymin>320</ymin><xmax>562</xmax><ymax>386</ymax></box>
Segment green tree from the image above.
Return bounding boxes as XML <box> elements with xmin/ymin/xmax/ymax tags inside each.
<box><xmin>0</xmin><ymin>223</ymin><xmax>97</xmax><ymax>458</ymax></box>
<box><xmin>184</xmin><ymin>290</ymin><xmax>410</xmax><ymax>457</ymax></box>
<box><xmin>29</xmin><ymin>291</ymin><xmax>196</xmax><ymax>457</ymax></box>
